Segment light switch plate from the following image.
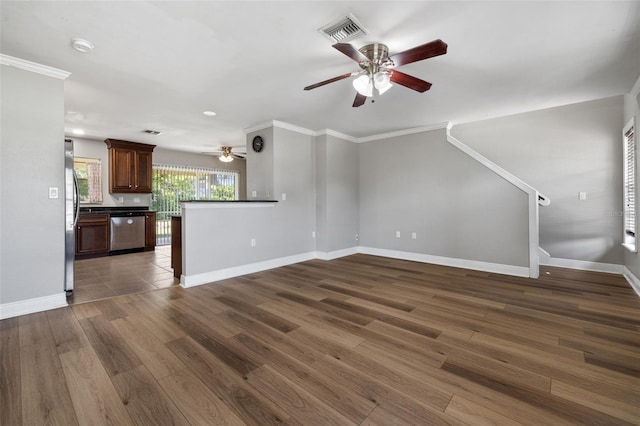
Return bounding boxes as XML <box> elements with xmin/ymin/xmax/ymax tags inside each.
<box><xmin>48</xmin><ymin>187</ymin><xmax>59</xmax><ymax>199</ymax></box>
<box><xmin>579</xmin><ymin>192</ymin><xmax>587</xmax><ymax>200</ymax></box>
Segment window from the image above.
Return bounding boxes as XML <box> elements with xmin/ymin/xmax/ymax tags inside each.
<box><xmin>152</xmin><ymin>164</ymin><xmax>239</xmax><ymax>245</ymax></box>
<box><xmin>74</xmin><ymin>157</ymin><xmax>103</xmax><ymax>204</ymax></box>
<box><xmin>623</xmin><ymin>117</ymin><xmax>636</xmax><ymax>252</ymax></box>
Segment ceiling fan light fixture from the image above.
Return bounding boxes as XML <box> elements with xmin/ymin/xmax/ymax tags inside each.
<box><xmin>219</xmin><ymin>146</ymin><xmax>234</xmax><ymax>162</ymax></box>
<box><xmin>373</xmin><ymin>71</ymin><xmax>392</xmax><ymax>95</ymax></box>
<box><xmin>377</xmin><ymin>82</ymin><xmax>393</xmax><ymax>95</ymax></box>
<box><xmin>353</xmin><ymin>74</ymin><xmax>373</xmax><ymax>97</ymax></box>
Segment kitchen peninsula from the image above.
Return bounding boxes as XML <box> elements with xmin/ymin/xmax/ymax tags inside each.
<box><xmin>176</xmin><ymin>199</ymin><xmax>323</xmax><ymax>288</ymax></box>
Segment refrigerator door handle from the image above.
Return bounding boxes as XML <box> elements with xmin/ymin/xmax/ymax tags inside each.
<box><xmin>73</xmin><ymin>170</ymin><xmax>80</xmax><ymax>227</ymax></box>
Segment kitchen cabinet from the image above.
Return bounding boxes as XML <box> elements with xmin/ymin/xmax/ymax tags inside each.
<box><xmin>171</xmin><ymin>216</ymin><xmax>181</xmax><ymax>278</ymax></box>
<box><xmin>76</xmin><ymin>213</ymin><xmax>110</xmax><ymax>257</ymax></box>
<box><xmin>145</xmin><ymin>211</ymin><xmax>156</xmax><ymax>250</ymax></box>
<box><xmin>104</xmin><ymin>139</ymin><xmax>155</xmax><ymax>193</ymax></box>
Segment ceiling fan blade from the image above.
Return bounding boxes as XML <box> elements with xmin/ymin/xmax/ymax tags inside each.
<box><xmin>231</xmin><ymin>154</ymin><xmax>245</xmax><ymax>159</ymax></box>
<box><xmin>304</xmin><ymin>72</ymin><xmax>355</xmax><ymax>90</ymax></box>
<box><xmin>352</xmin><ymin>92</ymin><xmax>367</xmax><ymax>107</ymax></box>
<box><xmin>389</xmin><ymin>39</ymin><xmax>447</xmax><ymax>67</ymax></box>
<box><xmin>390</xmin><ymin>70</ymin><xmax>432</xmax><ymax>93</ymax></box>
<box><xmin>333</xmin><ymin>43</ymin><xmax>369</xmax><ymax>63</ymax></box>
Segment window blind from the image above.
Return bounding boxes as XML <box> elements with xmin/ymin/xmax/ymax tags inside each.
<box><xmin>624</xmin><ymin>122</ymin><xmax>636</xmax><ymax>238</ymax></box>
<box><xmin>151</xmin><ymin>164</ymin><xmax>239</xmax><ymax>244</ymax></box>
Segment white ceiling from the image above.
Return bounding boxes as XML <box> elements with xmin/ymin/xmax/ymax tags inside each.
<box><xmin>1</xmin><ymin>1</ymin><xmax>639</xmax><ymax>153</ymax></box>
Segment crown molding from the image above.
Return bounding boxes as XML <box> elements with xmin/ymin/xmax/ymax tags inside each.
<box><xmin>244</xmin><ymin>121</ymin><xmax>275</xmax><ymax>134</ymax></box>
<box><xmin>357</xmin><ymin>122</ymin><xmax>450</xmax><ymax>143</ymax></box>
<box><xmin>273</xmin><ymin>120</ymin><xmax>315</xmax><ymax>136</ymax></box>
<box><xmin>0</xmin><ymin>54</ymin><xmax>70</xmax><ymax>80</ymax></box>
<box><xmin>315</xmin><ymin>129</ymin><xmax>359</xmax><ymax>143</ymax></box>
<box><xmin>244</xmin><ymin>120</ymin><xmax>449</xmax><ymax>143</ymax></box>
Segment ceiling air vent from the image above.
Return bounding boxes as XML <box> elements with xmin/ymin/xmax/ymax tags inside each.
<box><xmin>318</xmin><ymin>14</ymin><xmax>368</xmax><ymax>43</ymax></box>
<box><xmin>142</xmin><ymin>129</ymin><xmax>163</xmax><ymax>136</ymax></box>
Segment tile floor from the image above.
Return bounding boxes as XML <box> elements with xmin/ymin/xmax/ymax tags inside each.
<box><xmin>69</xmin><ymin>245</ymin><xmax>179</xmax><ymax>304</ymax></box>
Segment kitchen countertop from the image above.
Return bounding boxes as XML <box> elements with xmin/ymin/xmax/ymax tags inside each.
<box><xmin>181</xmin><ymin>200</ymin><xmax>277</xmax><ymax>203</ymax></box>
<box><xmin>79</xmin><ymin>206</ymin><xmax>152</xmax><ymax>213</ymax></box>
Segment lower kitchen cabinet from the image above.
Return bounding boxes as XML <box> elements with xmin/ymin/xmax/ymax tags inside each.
<box><xmin>145</xmin><ymin>211</ymin><xmax>156</xmax><ymax>250</ymax></box>
<box><xmin>76</xmin><ymin>213</ymin><xmax>110</xmax><ymax>257</ymax></box>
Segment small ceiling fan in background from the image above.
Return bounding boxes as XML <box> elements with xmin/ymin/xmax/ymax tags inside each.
<box><xmin>201</xmin><ymin>146</ymin><xmax>246</xmax><ymax>162</ymax></box>
<box><xmin>304</xmin><ymin>39</ymin><xmax>447</xmax><ymax>107</ymax></box>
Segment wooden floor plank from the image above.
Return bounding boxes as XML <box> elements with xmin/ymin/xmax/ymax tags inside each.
<box><xmin>158</xmin><ymin>368</ymin><xmax>246</xmax><ymax>426</ymax></box>
<box><xmin>18</xmin><ymin>311</ymin><xmax>53</xmax><ymax>348</ymax></box>
<box><xmin>230</xmin><ymin>331</ymin><xmax>376</xmax><ymax>424</ymax></box>
<box><xmin>46</xmin><ymin>307</ymin><xmax>89</xmax><ymax>354</ymax></box>
<box><xmin>111</xmin><ymin>316</ymin><xmax>186</xmax><ymax>380</ymax></box>
<box><xmin>551</xmin><ymin>379</ymin><xmax>640</xmax><ymax>425</ymax></box>
<box><xmin>111</xmin><ymin>365</ymin><xmax>189</xmax><ymax>426</ymax></box>
<box><xmin>167</xmin><ymin>335</ymin><xmax>290</xmax><ymax>425</ymax></box>
<box><xmin>444</xmin><ymin>394</ymin><xmax>526</xmax><ymax>426</ymax></box>
<box><xmin>79</xmin><ymin>314</ymin><xmax>142</xmax><ymax>377</ymax></box>
<box><xmin>21</xmin><ymin>337</ymin><xmax>79</xmax><ymax>425</ymax></box>
<box><xmin>313</xmin><ymin>354</ymin><xmax>464</xmax><ymax>426</ymax></box>
<box><xmin>247</xmin><ymin>364</ymin><xmax>356</xmax><ymax>426</ymax></box>
<box><xmin>60</xmin><ymin>346</ymin><xmax>133</xmax><ymax>425</ymax></box>
<box><xmin>0</xmin><ymin>317</ymin><xmax>22</xmax><ymax>426</ymax></box>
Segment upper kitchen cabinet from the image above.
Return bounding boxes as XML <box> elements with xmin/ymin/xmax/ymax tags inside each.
<box><xmin>104</xmin><ymin>139</ymin><xmax>156</xmax><ymax>193</ymax></box>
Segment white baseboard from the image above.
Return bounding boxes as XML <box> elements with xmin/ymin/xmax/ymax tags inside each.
<box><xmin>0</xmin><ymin>293</ymin><xmax>68</xmax><ymax>320</ymax></box>
<box><xmin>180</xmin><ymin>252</ymin><xmax>318</xmax><ymax>288</ymax></box>
<box><xmin>315</xmin><ymin>247</ymin><xmax>359</xmax><ymax>261</ymax></box>
<box><xmin>357</xmin><ymin>246</ymin><xmax>531</xmax><ymax>278</ymax></box>
<box><xmin>540</xmin><ymin>256</ymin><xmax>623</xmax><ymax>274</ymax></box>
<box><xmin>623</xmin><ymin>267</ymin><xmax>640</xmax><ymax>298</ymax></box>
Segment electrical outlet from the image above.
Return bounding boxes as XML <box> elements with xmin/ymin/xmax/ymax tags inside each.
<box><xmin>396</xmin><ymin>231</ymin><xmax>401</xmax><ymax>238</ymax></box>
<box><xmin>312</xmin><ymin>231</ymin><xmax>316</xmax><ymax>238</ymax></box>
<box><xmin>251</xmin><ymin>238</ymin><xmax>256</xmax><ymax>247</ymax></box>
<box><xmin>118</xmin><ymin>196</ymin><xmax>124</xmax><ymax>203</ymax></box>
<box><xmin>282</xmin><ymin>193</ymin><xmax>287</xmax><ymax>201</ymax></box>
<box><xmin>48</xmin><ymin>187</ymin><xmax>59</xmax><ymax>199</ymax></box>
<box><xmin>579</xmin><ymin>192</ymin><xmax>587</xmax><ymax>200</ymax></box>
<box><xmin>355</xmin><ymin>234</ymin><xmax>359</xmax><ymax>241</ymax></box>
<box><xmin>133</xmin><ymin>197</ymin><xmax>140</xmax><ymax>203</ymax></box>
<box><xmin>251</xmin><ymin>190</ymin><xmax>257</xmax><ymax>198</ymax></box>
<box><xmin>412</xmin><ymin>232</ymin><xmax>417</xmax><ymax>240</ymax></box>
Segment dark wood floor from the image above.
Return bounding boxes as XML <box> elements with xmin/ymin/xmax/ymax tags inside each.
<box><xmin>1</xmin><ymin>254</ymin><xmax>639</xmax><ymax>425</ymax></box>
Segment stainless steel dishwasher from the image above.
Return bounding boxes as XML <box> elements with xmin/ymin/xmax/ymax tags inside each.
<box><xmin>110</xmin><ymin>212</ymin><xmax>146</xmax><ymax>251</ymax></box>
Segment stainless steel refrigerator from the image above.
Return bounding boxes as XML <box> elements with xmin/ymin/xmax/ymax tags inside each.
<box><xmin>64</xmin><ymin>138</ymin><xmax>79</xmax><ymax>296</ymax></box>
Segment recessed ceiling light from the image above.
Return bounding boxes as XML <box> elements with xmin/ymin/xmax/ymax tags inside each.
<box><xmin>71</xmin><ymin>38</ymin><xmax>94</xmax><ymax>53</ymax></box>
<box><xmin>203</xmin><ymin>111</ymin><xmax>217</xmax><ymax>116</ymax></box>
<box><xmin>71</xmin><ymin>128</ymin><xmax>85</xmax><ymax>135</ymax></box>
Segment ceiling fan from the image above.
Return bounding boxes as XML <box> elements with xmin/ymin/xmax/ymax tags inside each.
<box><xmin>304</xmin><ymin>39</ymin><xmax>447</xmax><ymax>107</ymax></box>
<box><xmin>201</xmin><ymin>146</ymin><xmax>246</xmax><ymax>162</ymax></box>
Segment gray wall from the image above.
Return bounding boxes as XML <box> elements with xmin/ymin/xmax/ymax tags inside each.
<box><xmin>74</xmin><ymin>138</ymin><xmax>247</xmax><ymax>204</ymax></box>
<box><xmin>315</xmin><ymin>134</ymin><xmax>360</xmax><ymax>253</ymax></box>
<box><xmin>272</xmin><ymin>127</ymin><xmax>316</xmax><ymax>256</ymax></box>
<box><xmin>623</xmin><ymin>82</ymin><xmax>640</xmax><ymax>276</ymax></box>
<box><xmin>1</xmin><ymin>65</ymin><xmax>66</xmax><ymax>304</ymax></box>
<box><xmin>359</xmin><ymin>129</ymin><xmax>530</xmax><ymax>267</ymax></box>
<box><xmin>453</xmin><ymin>96</ymin><xmax>624</xmax><ymax>264</ymax></box>
<box><xmin>184</xmin><ymin>126</ymin><xmax>316</xmax><ymax>276</ymax></box>
<box><xmin>246</xmin><ymin>127</ymin><xmax>274</xmax><ymax>199</ymax></box>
